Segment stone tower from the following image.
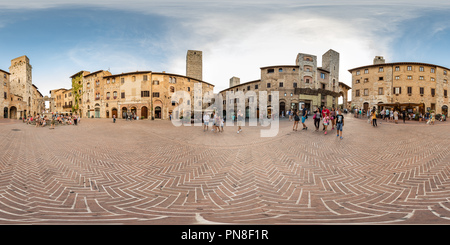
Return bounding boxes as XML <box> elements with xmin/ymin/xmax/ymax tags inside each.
<box><xmin>373</xmin><ymin>56</ymin><xmax>385</xmax><ymax>65</ymax></box>
<box><xmin>229</xmin><ymin>76</ymin><xmax>240</xmax><ymax>87</ymax></box>
<box><xmin>9</xmin><ymin>55</ymin><xmax>32</xmax><ymax>113</ymax></box>
<box><xmin>186</xmin><ymin>50</ymin><xmax>202</xmax><ymax>81</ymax></box>
<box><xmin>321</xmin><ymin>49</ymin><xmax>339</xmax><ymax>83</ymax></box>
<box><xmin>296</xmin><ymin>52</ymin><xmax>318</xmax><ymax>89</ymax></box>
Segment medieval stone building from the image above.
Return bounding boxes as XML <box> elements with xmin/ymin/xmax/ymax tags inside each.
<box><xmin>219</xmin><ymin>49</ymin><xmax>351</xmax><ymax>118</ymax></box>
<box><xmin>1</xmin><ymin>56</ymin><xmax>44</xmax><ymax>119</ymax></box>
<box><xmin>349</xmin><ymin>56</ymin><xmax>450</xmax><ymax>115</ymax></box>
<box><xmin>51</xmin><ymin>50</ymin><xmax>214</xmax><ymax>120</ymax></box>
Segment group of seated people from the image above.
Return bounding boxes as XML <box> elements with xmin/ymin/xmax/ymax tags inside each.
<box><xmin>24</xmin><ymin>114</ymin><xmax>79</xmax><ymax>127</ymax></box>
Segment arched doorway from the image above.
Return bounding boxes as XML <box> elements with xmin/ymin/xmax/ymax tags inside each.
<box><xmin>363</xmin><ymin>102</ymin><xmax>369</xmax><ymax>113</ymax></box>
<box><xmin>377</xmin><ymin>101</ymin><xmax>384</xmax><ymax>113</ymax></box>
<box><xmin>155</xmin><ymin>106</ymin><xmax>162</xmax><ymax>119</ymax></box>
<box><xmin>122</xmin><ymin>107</ymin><xmax>128</xmax><ymax>119</ymax></box>
<box><xmin>338</xmin><ymin>92</ymin><xmax>345</xmax><ymax>110</ymax></box>
<box><xmin>94</xmin><ymin>104</ymin><xmax>100</xmax><ymax>118</ymax></box>
<box><xmin>130</xmin><ymin>107</ymin><xmax>137</xmax><ymax>118</ymax></box>
<box><xmin>112</xmin><ymin>108</ymin><xmax>118</xmax><ymax>118</ymax></box>
<box><xmin>9</xmin><ymin>106</ymin><xmax>17</xmax><ymax>119</ymax></box>
<box><xmin>442</xmin><ymin>105</ymin><xmax>448</xmax><ymax>117</ymax></box>
<box><xmin>3</xmin><ymin>107</ymin><xmax>8</xmax><ymax>118</ymax></box>
<box><xmin>141</xmin><ymin>106</ymin><xmax>148</xmax><ymax>119</ymax></box>
<box><xmin>279</xmin><ymin>101</ymin><xmax>285</xmax><ymax>117</ymax></box>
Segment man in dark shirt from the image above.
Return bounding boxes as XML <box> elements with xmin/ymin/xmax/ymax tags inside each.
<box><xmin>335</xmin><ymin>109</ymin><xmax>344</xmax><ymax>139</ymax></box>
<box><xmin>301</xmin><ymin>104</ymin><xmax>308</xmax><ymax>130</ymax></box>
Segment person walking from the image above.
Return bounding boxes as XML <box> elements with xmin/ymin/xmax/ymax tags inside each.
<box><xmin>394</xmin><ymin>110</ymin><xmax>399</xmax><ymax>124</ymax></box>
<box><xmin>113</xmin><ymin>114</ymin><xmax>116</xmax><ymax>123</ymax></box>
<box><xmin>330</xmin><ymin>108</ymin><xmax>336</xmax><ymax>130</ymax></box>
<box><xmin>301</xmin><ymin>104</ymin><xmax>308</xmax><ymax>130</ymax></box>
<box><xmin>402</xmin><ymin>110</ymin><xmax>406</xmax><ymax>123</ymax></box>
<box><xmin>335</xmin><ymin>109</ymin><xmax>344</xmax><ymax>139</ymax></box>
<box><xmin>323</xmin><ymin>113</ymin><xmax>330</xmax><ymax>135</ymax></box>
<box><xmin>430</xmin><ymin>111</ymin><xmax>435</xmax><ymax>125</ymax></box>
<box><xmin>313</xmin><ymin>108</ymin><xmax>321</xmax><ymax>132</ymax></box>
<box><xmin>237</xmin><ymin>109</ymin><xmax>243</xmax><ymax>133</ymax></box>
<box><xmin>214</xmin><ymin>113</ymin><xmax>220</xmax><ymax>132</ymax></box>
<box><xmin>372</xmin><ymin>109</ymin><xmax>377</xmax><ymax>127</ymax></box>
<box><xmin>203</xmin><ymin>113</ymin><xmax>210</xmax><ymax>132</ymax></box>
<box><xmin>322</xmin><ymin>106</ymin><xmax>330</xmax><ymax>131</ymax></box>
<box><xmin>293</xmin><ymin>110</ymin><xmax>300</xmax><ymax>131</ymax></box>
<box><xmin>50</xmin><ymin>116</ymin><xmax>56</xmax><ymax>129</ymax></box>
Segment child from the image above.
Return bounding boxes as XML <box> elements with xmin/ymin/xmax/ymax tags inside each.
<box><xmin>335</xmin><ymin>110</ymin><xmax>344</xmax><ymax>139</ymax></box>
<box><xmin>323</xmin><ymin>114</ymin><xmax>330</xmax><ymax>135</ymax></box>
<box><xmin>220</xmin><ymin>116</ymin><xmax>224</xmax><ymax>132</ymax></box>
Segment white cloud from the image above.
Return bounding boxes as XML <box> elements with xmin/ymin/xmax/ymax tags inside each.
<box><xmin>2</xmin><ymin>0</ymin><xmax>450</xmax><ymax>99</ymax></box>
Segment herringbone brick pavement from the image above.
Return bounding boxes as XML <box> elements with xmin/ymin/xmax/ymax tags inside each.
<box><xmin>0</xmin><ymin>115</ymin><xmax>449</xmax><ymax>224</ymax></box>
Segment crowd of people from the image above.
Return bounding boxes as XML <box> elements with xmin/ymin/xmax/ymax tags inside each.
<box><xmin>24</xmin><ymin>113</ymin><xmax>80</xmax><ymax>129</ymax></box>
<box><xmin>293</xmin><ymin>105</ymin><xmax>344</xmax><ymax>139</ymax></box>
<box><xmin>354</xmin><ymin>107</ymin><xmax>443</xmax><ymax>126</ymax></box>
<box><xmin>203</xmin><ymin>111</ymin><xmax>225</xmax><ymax>133</ymax></box>
<box><xmin>201</xmin><ymin>105</ymin><xmax>346</xmax><ymax>139</ymax></box>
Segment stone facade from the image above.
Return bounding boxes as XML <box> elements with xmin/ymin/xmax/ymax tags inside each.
<box><xmin>1</xmin><ymin>56</ymin><xmax>44</xmax><ymax>119</ymax></box>
<box><xmin>49</xmin><ymin>88</ymin><xmax>72</xmax><ymax>115</ymax></box>
<box><xmin>219</xmin><ymin>49</ymin><xmax>351</xmax><ymax>118</ymax></box>
<box><xmin>54</xmin><ymin>50</ymin><xmax>214</xmax><ymax>120</ymax></box>
<box><xmin>349</xmin><ymin>56</ymin><xmax>450</xmax><ymax>115</ymax></box>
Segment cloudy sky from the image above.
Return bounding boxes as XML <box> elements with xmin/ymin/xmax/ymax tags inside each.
<box><xmin>1</xmin><ymin>0</ymin><xmax>450</xmax><ymax>98</ymax></box>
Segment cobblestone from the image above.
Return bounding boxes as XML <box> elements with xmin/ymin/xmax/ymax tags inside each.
<box><xmin>0</xmin><ymin>115</ymin><xmax>449</xmax><ymax>224</ymax></box>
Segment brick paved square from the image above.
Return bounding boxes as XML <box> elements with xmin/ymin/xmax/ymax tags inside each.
<box><xmin>0</xmin><ymin>115</ymin><xmax>450</xmax><ymax>225</ymax></box>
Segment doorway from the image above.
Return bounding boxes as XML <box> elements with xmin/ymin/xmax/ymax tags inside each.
<box><xmin>155</xmin><ymin>106</ymin><xmax>162</xmax><ymax>119</ymax></box>
<box><xmin>9</xmin><ymin>106</ymin><xmax>17</xmax><ymax>119</ymax></box>
<box><xmin>141</xmin><ymin>106</ymin><xmax>148</xmax><ymax>119</ymax></box>
<box><xmin>363</xmin><ymin>102</ymin><xmax>369</xmax><ymax>113</ymax></box>
<box><xmin>112</xmin><ymin>108</ymin><xmax>118</xmax><ymax>118</ymax></box>
<box><xmin>122</xmin><ymin>107</ymin><xmax>128</xmax><ymax>119</ymax></box>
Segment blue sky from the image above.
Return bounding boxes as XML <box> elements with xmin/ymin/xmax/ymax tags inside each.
<box><xmin>1</xmin><ymin>0</ymin><xmax>450</xmax><ymax>97</ymax></box>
